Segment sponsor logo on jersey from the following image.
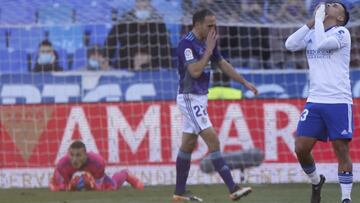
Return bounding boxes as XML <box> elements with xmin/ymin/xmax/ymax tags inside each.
<box><xmin>306</xmin><ymin>49</ymin><xmax>332</xmax><ymax>59</ymax></box>
<box><xmin>184</xmin><ymin>48</ymin><xmax>194</xmax><ymax>61</ymax></box>
<box><xmin>336</xmin><ymin>30</ymin><xmax>345</xmax><ymax>41</ymax></box>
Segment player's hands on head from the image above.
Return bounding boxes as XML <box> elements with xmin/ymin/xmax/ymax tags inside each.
<box><xmin>205</xmin><ymin>28</ymin><xmax>218</xmax><ymax>56</ymax></box>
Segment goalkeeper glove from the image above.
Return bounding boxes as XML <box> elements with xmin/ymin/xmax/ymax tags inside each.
<box><xmin>68</xmin><ymin>175</ymin><xmax>81</xmax><ymax>191</ymax></box>
<box><xmin>82</xmin><ymin>172</ymin><xmax>96</xmax><ymax>190</ymax></box>
<box><xmin>68</xmin><ymin>172</ymin><xmax>96</xmax><ymax>191</ymax></box>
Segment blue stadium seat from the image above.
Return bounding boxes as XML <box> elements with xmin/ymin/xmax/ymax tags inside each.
<box><xmin>0</xmin><ymin>0</ymin><xmax>36</xmax><ymax>25</ymax></box>
<box><xmin>7</xmin><ymin>27</ymin><xmax>45</xmax><ymax>52</ymax></box>
<box><xmin>0</xmin><ymin>50</ymin><xmax>28</xmax><ymax>73</ymax></box>
<box><xmin>55</xmin><ymin>48</ymin><xmax>68</xmax><ymax>70</ymax></box>
<box><xmin>73</xmin><ymin>1</ymin><xmax>113</xmax><ymax>24</ymax></box>
<box><xmin>38</xmin><ymin>3</ymin><xmax>73</xmax><ymax>24</ymax></box>
<box><xmin>0</xmin><ymin>49</ymin><xmax>11</xmax><ymax>73</ymax></box>
<box><xmin>0</xmin><ymin>28</ymin><xmax>7</xmax><ymax>50</ymax></box>
<box><xmin>83</xmin><ymin>24</ymin><xmax>111</xmax><ymax>46</ymax></box>
<box><xmin>152</xmin><ymin>0</ymin><xmax>183</xmax><ymax>46</ymax></box>
<box><xmin>46</xmin><ymin>25</ymin><xmax>84</xmax><ymax>53</ymax></box>
<box><xmin>10</xmin><ymin>50</ymin><xmax>29</xmax><ymax>73</ymax></box>
<box><xmin>72</xmin><ymin>48</ymin><xmax>87</xmax><ymax>70</ymax></box>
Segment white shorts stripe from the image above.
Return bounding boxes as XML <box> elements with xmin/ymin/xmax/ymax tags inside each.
<box><xmin>348</xmin><ymin>104</ymin><xmax>352</xmax><ymax>133</ymax></box>
<box><xmin>184</xmin><ymin>94</ymin><xmax>201</xmax><ymax>132</ymax></box>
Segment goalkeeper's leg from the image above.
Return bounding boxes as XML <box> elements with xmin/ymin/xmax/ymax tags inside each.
<box><xmin>112</xmin><ymin>169</ymin><xmax>144</xmax><ymax>190</ymax></box>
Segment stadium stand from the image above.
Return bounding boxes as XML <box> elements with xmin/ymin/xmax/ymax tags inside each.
<box><xmin>0</xmin><ymin>0</ymin><xmax>358</xmax><ymax>72</ymax></box>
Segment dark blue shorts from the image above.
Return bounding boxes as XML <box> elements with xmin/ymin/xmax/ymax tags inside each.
<box><xmin>297</xmin><ymin>103</ymin><xmax>353</xmax><ymax>141</ymax></box>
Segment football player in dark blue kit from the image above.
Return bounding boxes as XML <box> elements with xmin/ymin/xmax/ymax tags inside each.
<box><xmin>173</xmin><ymin>9</ymin><xmax>258</xmax><ymax>202</ymax></box>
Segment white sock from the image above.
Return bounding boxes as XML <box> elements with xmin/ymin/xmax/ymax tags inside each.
<box><xmin>340</xmin><ymin>183</ymin><xmax>352</xmax><ymax>201</ymax></box>
<box><xmin>307</xmin><ymin>170</ymin><xmax>320</xmax><ymax>185</ymax></box>
<box><xmin>339</xmin><ymin>172</ymin><xmax>353</xmax><ymax>201</ymax></box>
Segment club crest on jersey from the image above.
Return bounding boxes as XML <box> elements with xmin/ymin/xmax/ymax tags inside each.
<box><xmin>184</xmin><ymin>48</ymin><xmax>194</xmax><ymax>61</ymax></box>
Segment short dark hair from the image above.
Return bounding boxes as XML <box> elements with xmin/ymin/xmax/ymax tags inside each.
<box><xmin>338</xmin><ymin>2</ymin><xmax>350</xmax><ymax>26</ymax></box>
<box><xmin>192</xmin><ymin>9</ymin><xmax>214</xmax><ymax>27</ymax></box>
<box><xmin>87</xmin><ymin>45</ymin><xmax>104</xmax><ymax>58</ymax></box>
<box><xmin>70</xmin><ymin>140</ymin><xmax>86</xmax><ymax>150</ymax></box>
<box><xmin>39</xmin><ymin>39</ymin><xmax>53</xmax><ymax>48</ymax></box>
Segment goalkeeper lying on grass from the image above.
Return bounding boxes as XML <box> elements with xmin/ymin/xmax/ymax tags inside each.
<box><xmin>49</xmin><ymin>140</ymin><xmax>144</xmax><ymax>191</ymax></box>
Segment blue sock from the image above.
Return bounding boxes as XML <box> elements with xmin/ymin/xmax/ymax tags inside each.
<box><xmin>210</xmin><ymin>151</ymin><xmax>236</xmax><ymax>192</ymax></box>
<box><xmin>300</xmin><ymin>163</ymin><xmax>316</xmax><ymax>174</ymax></box>
<box><xmin>175</xmin><ymin>150</ymin><xmax>191</xmax><ymax>195</ymax></box>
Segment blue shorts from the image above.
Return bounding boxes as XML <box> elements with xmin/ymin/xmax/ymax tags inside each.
<box><xmin>297</xmin><ymin>103</ymin><xmax>353</xmax><ymax>141</ymax></box>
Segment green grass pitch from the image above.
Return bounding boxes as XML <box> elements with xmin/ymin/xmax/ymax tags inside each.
<box><xmin>0</xmin><ymin>183</ymin><xmax>358</xmax><ymax>203</ymax></box>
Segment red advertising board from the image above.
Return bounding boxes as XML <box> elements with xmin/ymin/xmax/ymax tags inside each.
<box><xmin>1</xmin><ymin>99</ymin><xmax>359</xmax><ymax>168</ymax></box>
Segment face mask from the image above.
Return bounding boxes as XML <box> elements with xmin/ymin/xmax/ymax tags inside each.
<box><xmin>38</xmin><ymin>53</ymin><xmax>54</xmax><ymax>65</ymax></box>
<box><xmin>135</xmin><ymin>10</ymin><xmax>150</xmax><ymax>20</ymax></box>
<box><xmin>88</xmin><ymin>59</ymin><xmax>99</xmax><ymax>69</ymax></box>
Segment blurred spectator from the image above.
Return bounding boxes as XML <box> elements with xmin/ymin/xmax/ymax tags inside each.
<box><xmin>197</xmin><ymin>0</ymin><xmax>243</xmax><ymax>23</ymax></box>
<box><xmin>240</xmin><ymin>0</ymin><xmax>265</xmax><ymax>22</ymax></box>
<box><xmin>307</xmin><ymin>0</ymin><xmax>354</xmax><ymax>14</ymax></box>
<box><xmin>267</xmin><ymin>0</ymin><xmax>308</xmax><ymax>22</ymax></box>
<box><xmin>105</xmin><ymin>0</ymin><xmax>172</xmax><ymax>70</ymax></box>
<box><xmin>152</xmin><ymin>0</ymin><xmax>183</xmax><ymax>45</ymax></box>
<box><xmin>32</xmin><ymin>40</ymin><xmax>63</xmax><ymax>72</ymax></box>
<box><xmin>350</xmin><ymin>26</ymin><xmax>360</xmax><ymax>68</ymax></box>
<box><xmin>183</xmin><ymin>0</ymin><xmax>264</xmax><ymax>23</ymax></box>
<box><xmin>80</xmin><ymin>45</ymin><xmax>113</xmax><ymax>71</ymax></box>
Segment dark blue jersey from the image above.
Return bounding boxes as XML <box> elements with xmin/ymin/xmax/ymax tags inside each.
<box><xmin>177</xmin><ymin>32</ymin><xmax>223</xmax><ymax>94</ymax></box>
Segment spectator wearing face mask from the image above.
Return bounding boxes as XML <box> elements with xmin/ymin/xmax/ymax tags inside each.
<box><xmin>80</xmin><ymin>45</ymin><xmax>113</xmax><ymax>71</ymax></box>
<box><xmin>32</xmin><ymin>40</ymin><xmax>63</xmax><ymax>72</ymax></box>
<box><xmin>105</xmin><ymin>0</ymin><xmax>172</xmax><ymax>70</ymax></box>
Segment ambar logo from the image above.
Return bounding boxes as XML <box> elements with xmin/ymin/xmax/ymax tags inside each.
<box><xmin>0</xmin><ymin>106</ymin><xmax>54</xmax><ymax>161</ymax></box>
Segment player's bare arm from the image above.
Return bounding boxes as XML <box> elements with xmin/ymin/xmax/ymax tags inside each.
<box><xmin>217</xmin><ymin>59</ymin><xmax>258</xmax><ymax>95</ymax></box>
<box><xmin>187</xmin><ymin>29</ymin><xmax>217</xmax><ymax>78</ymax></box>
